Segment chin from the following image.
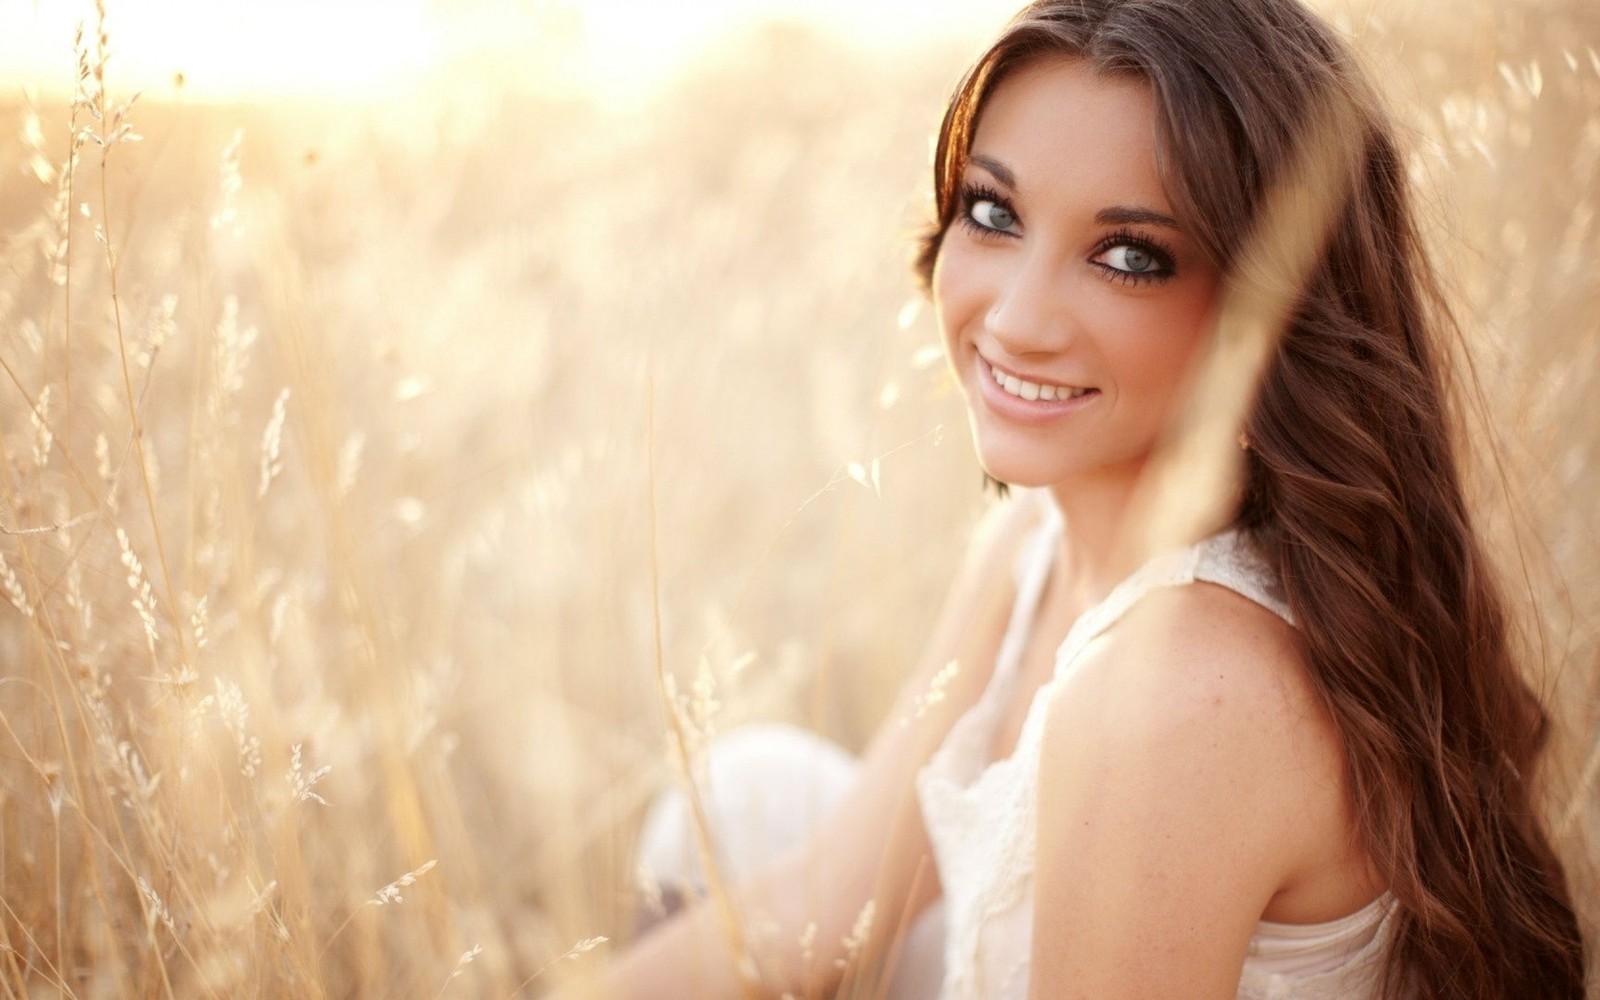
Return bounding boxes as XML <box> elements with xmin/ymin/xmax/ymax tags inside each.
<box><xmin>972</xmin><ymin>435</ymin><xmax>1072</xmax><ymax>489</ymax></box>
<box><xmin>969</xmin><ymin>417</ymin><xmax>1134</xmax><ymax>489</ymax></box>
<box><xmin>981</xmin><ymin>463</ymin><xmax>1063</xmax><ymax>490</ymax></box>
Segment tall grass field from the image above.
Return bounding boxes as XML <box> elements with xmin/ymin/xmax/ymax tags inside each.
<box><xmin>0</xmin><ymin>0</ymin><xmax>1596</xmax><ymax>995</ymax></box>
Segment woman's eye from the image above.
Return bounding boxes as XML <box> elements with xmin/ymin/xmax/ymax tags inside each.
<box><xmin>970</xmin><ymin>199</ymin><xmax>1017</xmax><ymax>233</ymax></box>
<box><xmin>1101</xmin><ymin>244</ymin><xmax>1158</xmax><ymax>274</ymax></box>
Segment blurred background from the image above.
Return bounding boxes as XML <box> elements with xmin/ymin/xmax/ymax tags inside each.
<box><xmin>0</xmin><ymin>0</ymin><xmax>1595</xmax><ymax>995</ymax></box>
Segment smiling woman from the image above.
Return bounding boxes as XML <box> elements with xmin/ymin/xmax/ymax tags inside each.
<box><xmin>0</xmin><ymin>0</ymin><xmax>1591</xmax><ymax>994</ymax></box>
<box><xmin>933</xmin><ymin>56</ymin><xmax>1222</xmax><ymax>488</ymax></box>
<box><xmin>583</xmin><ymin>0</ymin><xmax>1589</xmax><ymax>998</ymax></box>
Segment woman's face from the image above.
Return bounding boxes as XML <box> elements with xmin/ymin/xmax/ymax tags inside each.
<box><xmin>933</xmin><ymin>56</ymin><xmax>1222</xmax><ymax>491</ymax></box>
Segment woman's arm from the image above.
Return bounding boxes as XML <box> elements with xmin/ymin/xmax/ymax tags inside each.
<box><xmin>571</xmin><ymin>494</ymin><xmax>1046</xmax><ymax>999</ymax></box>
<box><xmin>1028</xmin><ymin>583</ymin><xmax>1339</xmax><ymax>999</ymax></box>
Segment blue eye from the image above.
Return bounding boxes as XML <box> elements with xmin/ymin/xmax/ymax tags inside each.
<box><xmin>970</xmin><ymin>198</ymin><xmax>1017</xmax><ymax>233</ymax></box>
<box><xmin>958</xmin><ymin>183</ymin><xmax>1020</xmax><ymax>237</ymax></box>
<box><xmin>1091</xmin><ymin>229</ymin><xmax>1177</xmax><ymax>285</ymax></box>
<box><xmin>1102</xmin><ymin>245</ymin><xmax>1156</xmax><ymax>273</ymax></box>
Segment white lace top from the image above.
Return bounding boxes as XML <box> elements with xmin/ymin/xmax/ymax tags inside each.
<box><xmin>914</xmin><ymin>498</ymin><xmax>1399</xmax><ymax>998</ymax></box>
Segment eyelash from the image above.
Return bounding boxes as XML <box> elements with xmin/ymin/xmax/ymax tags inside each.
<box><xmin>1093</xmin><ymin>227</ymin><xmax>1179</xmax><ymax>286</ymax></box>
<box><xmin>956</xmin><ymin>182</ymin><xmax>1016</xmax><ymax>241</ymax></box>
<box><xmin>954</xmin><ymin>182</ymin><xmax>1179</xmax><ymax>287</ymax></box>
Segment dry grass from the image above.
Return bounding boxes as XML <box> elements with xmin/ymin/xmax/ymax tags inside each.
<box><xmin>0</xmin><ymin>1</ymin><xmax>1595</xmax><ymax>996</ymax></box>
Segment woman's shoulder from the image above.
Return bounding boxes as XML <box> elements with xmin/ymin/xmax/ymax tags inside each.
<box><xmin>1040</xmin><ymin>576</ymin><xmax>1352</xmax><ymax>886</ymax></box>
<box><xmin>1028</xmin><ymin>576</ymin><xmax>1371</xmax><ymax>997</ymax></box>
<box><xmin>1067</xmin><ymin>577</ymin><xmax>1338</xmax><ymax>789</ymax></box>
<box><xmin>954</xmin><ymin>487</ymin><xmax>1055</xmax><ymax>587</ymax></box>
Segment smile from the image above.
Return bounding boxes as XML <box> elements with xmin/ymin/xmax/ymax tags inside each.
<box><xmin>983</xmin><ymin>358</ymin><xmax>1096</xmax><ymax>402</ymax></box>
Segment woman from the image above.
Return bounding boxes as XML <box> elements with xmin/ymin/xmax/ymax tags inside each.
<box><xmin>591</xmin><ymin>0</ymin><xmax>1588</xmax><ymax>996</ymax></box>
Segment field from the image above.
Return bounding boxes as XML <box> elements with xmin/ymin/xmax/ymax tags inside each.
<box><xmin>0</xmin><ymin>1</ymin><xmax>1597</xmax><ymax>996</ymax></box>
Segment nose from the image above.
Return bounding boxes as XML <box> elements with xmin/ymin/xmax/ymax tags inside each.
<box><xmin>982</xmin><ymin>250</ymin><xmax>1073</xmax><ymax>354</ymax></box>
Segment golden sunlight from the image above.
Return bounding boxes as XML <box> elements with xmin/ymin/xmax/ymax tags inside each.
<box><xmin>0</xmin><ymin>0</ymin><xmax>1021</xmax><ymax>103</ymax></box>
<box><xmin>0</xmin><ymin>0</ymin><xmax>435</xmax><ymax>100</ymax></box>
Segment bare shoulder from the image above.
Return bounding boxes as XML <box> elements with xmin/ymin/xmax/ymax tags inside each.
<box><xmin>884</xmin><ymin>489</ymin><xmax>1054</xmax><ymax>732</ymax></box>
<box><xmin>1028</xmin><ymin>582</ymin><xmax>1353</xmax><ymax>993</ymax></box>
<box><xmin>931</xmin><ymin>488</ymin><xmax>1054</xmax><ymax>623</ymax></box>
<box><xmin>959</xmin><ymin>488</ymin><xmax>1052</xmax><ymax>579</ymax></box>
<box><xmin>1039</xmin><ymin>579</ymin><xmax>1350</xmax><ymax>902</ymax></box>
<box><xmin>1065</xmin><ymin>580</ymin><xmax>1336</xmax><ymax>772</ymax></box>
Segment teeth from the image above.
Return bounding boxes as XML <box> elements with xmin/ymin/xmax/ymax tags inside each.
<box><xmin>987</xmin><ymin>360</ymin><xmax>1091</xmax><ymax>403</ymax></box>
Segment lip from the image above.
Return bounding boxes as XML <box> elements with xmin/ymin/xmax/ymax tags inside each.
<box><xmin>974</xmin><ymin>355</ymin><xmax>1099</xmax><ymax>425</ymax></box>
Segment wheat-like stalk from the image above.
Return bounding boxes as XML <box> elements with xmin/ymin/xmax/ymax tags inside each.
<box><xmin>0</xmin><ymin>0</ymin><xmax>1592</xmax><ymax>995</ymax></box>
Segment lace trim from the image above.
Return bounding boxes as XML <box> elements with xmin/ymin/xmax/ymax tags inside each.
<box><xmin>919</xmin><ymin>514</ymin><xmax>1372</xmax><ymax>999</ymax></box>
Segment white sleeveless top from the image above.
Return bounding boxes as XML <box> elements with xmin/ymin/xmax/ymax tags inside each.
<box><xmin>915</xmin><ymin>499</ymin><xmax>1399</xmax><ymax>998</ymax></box>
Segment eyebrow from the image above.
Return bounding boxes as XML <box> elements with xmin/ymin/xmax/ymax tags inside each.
<box><xmin>1095</xmin><ymin>206</ymin><xmax>1181</xmax><ymax>230</ymax></box>
<box><xmin>968</xmin><ymin>153</ymin><xmax>1017</xmax><ymax>190</ymax></box>
<box><xmin>965</xmin><ymin>154</ymin><xmax>1182</xmax><ymax>231</ymax></box>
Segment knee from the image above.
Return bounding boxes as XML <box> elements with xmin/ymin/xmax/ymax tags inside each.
<box><xmin>633</xmin><ymin>723</ymin><xmax>859</xmax><ymax>899</ymax></box>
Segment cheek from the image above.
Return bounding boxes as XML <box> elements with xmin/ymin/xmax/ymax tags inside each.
<box><xmin>933</xmin><ymin>237</ymin><xmax>1017</xmax><ymax>329</ymax></box>
<box><xmin>931</xmin><ymin>244</ymin><xmax>979</xmax><ymax>344</ymax></box>
<box><xmin>1102</xmin><ymin>289</ymin><xmax>1216</xmax><ymax>397</ymax></box>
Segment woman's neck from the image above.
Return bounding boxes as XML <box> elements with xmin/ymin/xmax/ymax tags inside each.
<box><xmin>1042</xmin><ymin>467</ymin><xmax>1150</xmax><ymax>617</ymax></box>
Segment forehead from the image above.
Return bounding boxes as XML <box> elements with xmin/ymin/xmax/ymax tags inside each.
<box><xmin>968</xmin><ymin>55</ymin><xmax>1167</xmax><ymax>211</ymax></box>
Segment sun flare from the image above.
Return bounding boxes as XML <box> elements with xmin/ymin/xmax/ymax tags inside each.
<box><xmin>0</xmin><ymin>0</ymin><xmax>1020</xmax><ymax>104</ymax></box>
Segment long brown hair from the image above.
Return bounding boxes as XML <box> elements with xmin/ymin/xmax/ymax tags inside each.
<box><xmin>912</xmin><ymin>1</ymin><xmax>1587</xmax><ymax>996</ymax></box>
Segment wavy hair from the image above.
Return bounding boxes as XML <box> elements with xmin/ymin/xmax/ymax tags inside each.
<box><xmin>912</xmin><ymin>0</ymin><xmax>1586</xmax><ymax>995</ymax></box>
